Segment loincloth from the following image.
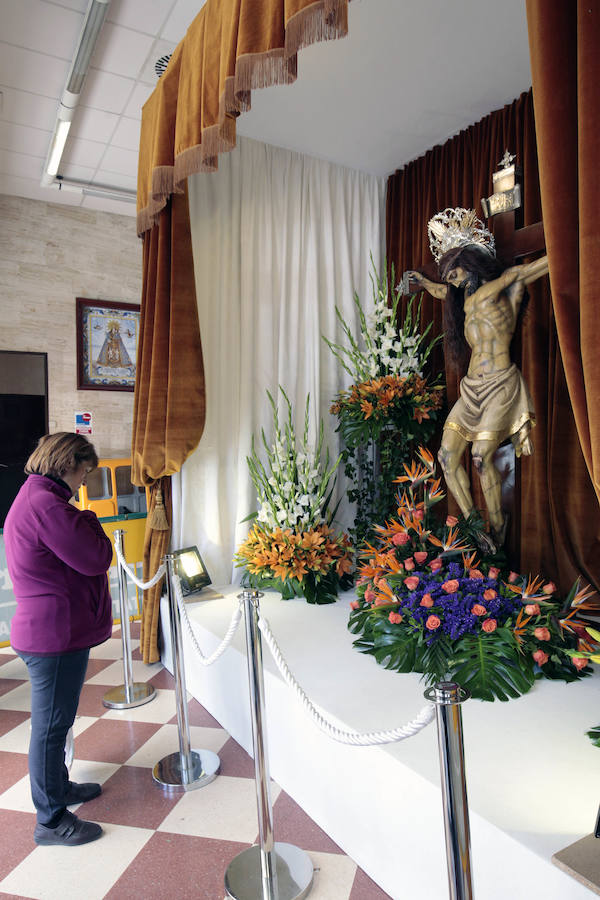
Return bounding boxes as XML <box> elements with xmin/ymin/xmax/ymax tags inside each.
<box><xmin>445</xmin><ymin>364</ymin><xmax>535</xmax><ymax>452</ymax></box>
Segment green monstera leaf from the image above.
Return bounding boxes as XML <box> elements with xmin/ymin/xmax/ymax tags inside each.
<box><xmin>449</xmin><ymin>627</ymin><xmax>536</xmax><ymax>702</ymax></box>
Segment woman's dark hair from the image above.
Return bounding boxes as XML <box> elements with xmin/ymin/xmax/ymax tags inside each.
<box><xmin>438</xmin><ymin>245</ymin><xmax>515</xmax><ymax>371</ymax></box>
<box><xmin>25</xmin><ymin>432</ymin><xmax>98</xmax><ymax>478</ymax></box>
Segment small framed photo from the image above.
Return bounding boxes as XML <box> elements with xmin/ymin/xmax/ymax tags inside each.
<box><xmin>76</xmin><ymin>298</ymin><xmax>140</xmax><ymax>392</ymax></box>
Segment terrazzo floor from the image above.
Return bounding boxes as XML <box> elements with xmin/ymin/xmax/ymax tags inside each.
<box><xmin>0</xmin><ymin>623</ymin><xmax>393</xmax><ymax>900</ymax></box>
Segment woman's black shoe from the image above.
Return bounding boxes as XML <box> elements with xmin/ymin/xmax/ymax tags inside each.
<box><xmin>34</xmin><ymin>810</ymin><xmax>103</xmax><ymax>846</ymax></box>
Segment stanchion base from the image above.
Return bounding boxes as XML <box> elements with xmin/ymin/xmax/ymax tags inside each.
<box><xmin>102</xmin><ymin>682</ymin><xmax>156</xmax><ymax>709</ymax></box>
<box><xmin>225</xmin><ymin>842</ymin><xmax>313</xmax><ymax>900</ymax></box>
<box><xmin>152</xmin><ymin>749</ymin><xmax>220</xmax><ymax>792</ymax></box>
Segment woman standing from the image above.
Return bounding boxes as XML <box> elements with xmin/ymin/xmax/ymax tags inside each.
<box><xmin>4</xmin><ymin>433</ymin><xmax>113</xmax><ymax>846</ymax></box>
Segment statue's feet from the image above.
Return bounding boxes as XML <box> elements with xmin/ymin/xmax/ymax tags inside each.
<box><xmin>491</xmin><ymin>513</ymin><xmax>510</xmax><ymax>549</ymax></box>
<box><xmin>473</xmin><ymin>529</ymin><xmax>497</xmax><ymax>555</ymax></box>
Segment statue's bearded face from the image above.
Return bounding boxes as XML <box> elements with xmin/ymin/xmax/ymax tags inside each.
<box><xmin>443</xmin><ymin>265</ymin><xmax>470</xmax><ymax>289</ymax></box>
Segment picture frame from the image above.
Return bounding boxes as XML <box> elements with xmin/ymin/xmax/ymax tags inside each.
<box><xmin>76</xmin><ymin>298</ymin><xmax>140</xmax><ymax>392</ymax></box>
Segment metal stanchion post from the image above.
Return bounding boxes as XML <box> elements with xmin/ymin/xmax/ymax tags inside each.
<box><xmin>103</xmin><ymin>530</ymin><xmax>156</xmax><ymax>709</ymax></box>
<box><xmin>153</xmin><ymin>553</ymin><xmax>220</xmax><ymax>791</ymax></box>
<box><xmin>225</xmin><ymin>590</ymin><xmax>313</xmax><ymax>900</ymax></box>
<box><xmin>424</xmin><ymin>681</ymin><xmax>474</xmax><ymax>900</ymax></box>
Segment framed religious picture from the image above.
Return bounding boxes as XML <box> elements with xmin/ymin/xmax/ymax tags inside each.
<box><xmin>76</xmin><ymin>298</ymin><xmax>140</xmax><ymax>392</ymax></box>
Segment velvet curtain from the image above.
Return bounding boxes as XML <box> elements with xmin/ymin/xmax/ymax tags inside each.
<box><xmin>386</xmin><ymin>91</ymin><xmax>600</xmax><ymax>596</ymax></box>
<box><xmin>136</xmin><ymin>0</ymin><xmax>350</xmax><ymax>235</ymax></box>
<box><xmin>133</xmin><ymin>0</ymin><xmax>350</xmax><ymax>661</ymax></box>
<box><xmin>526</xmin><ymin>1</ymin><xmax>600</xmax><ymax>503</ymax></box>
<box><xmin>132</xmin><ymin>187</ymin><xmax>205</xmax><ymax>663</ymax></box>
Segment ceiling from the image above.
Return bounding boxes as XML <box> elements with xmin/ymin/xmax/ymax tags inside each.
<box><xmin>0</xmin><ymin>0</ymin><xmax>532</xmax><ymax>219</ymax></box>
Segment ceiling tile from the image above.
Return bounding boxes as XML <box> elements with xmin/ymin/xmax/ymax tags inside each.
<box><xmin>54</xmin><ymin>0</ymin><xmax>89</xmax><ymax>10</ymax></box>
<box><xmin>79</xmin><ymin>69</ymin><xmax>135</xmax><ymax>114</ymax></box>
<box><xmin>61</xmin><ymin>135</ymin><xmax>106</xmax><ymax>169</ymax></box>
<box><xmin>0</xmin><ymin>87</ymin><xmax>58</xmax><ymax>132</ymax></box>
<box><xmin>0</xmin><ymin>0</ymin><xmax>84</xmax><ymax>60</ymax></box>
<box><xmin>0</xmin><ymin>43</ymin><xmax>69</xmax><ymax>98</ymax></box>
<box><xmin>161</xmin><ymin>0</ymin><xmax>206</xmax><ymax>43</ymax></box>
<box><xmin>81</xmin><ymin>192</ymin><xmax>136</xmax><ymax>217</ymax></box>
<box><xmin>0</xmin><ymin>172</ymin><xmax>84</xmax><ymax>207</ymax></box>
<box><xmin>91</xmin><ymin>22</ymin><xmax>156</xmax><ymax>79</ymax></box>
<box><xmin>0</xmin><ymin>121</ymin><xmax>51</xmax><ymax>157</ymax></box>
<box><xmin>59</xmin><ymin>161</ymin><xmax>98</xmax><ymax>182</ymax></box>
<box><xmin>107</xmin><ymin>0</ymin><xmax>175</xmax><ymax>36</ymax></box>
<box><xmin>72</xmin><ymin>104</ymin><xmax>120</xmax><ymax>143</ymax></box>
<box><xmin>122</xmin><ymin>82</ymin><xmax>154</xmax><ymax>119</ymax></box>
<box><xmin>93</xmin><ymin>169</ymin><xmax>137</xmax><ymax>191</ymax></box>
<box><xmin>99</xmin><ymin>144</ymin><xmax>139</xmax><ymax>177</ymax></box>
<box><xmin>111</xmin><ymin>116</ymin><xmax>141</xmax><ymax>151</ymax></box>
<box><xmin>0</xmin><ymin>148</ymin><xmax>44</xmax><ymax>179</ymax></box>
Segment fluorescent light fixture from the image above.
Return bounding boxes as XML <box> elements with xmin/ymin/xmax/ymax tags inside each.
<box><xmin>42</xmin><ymin>0</ymin><xmax>111</xmax><ymax>185</ymax></box>
<box><xmin>67</xmin><ymin>0</ymin><xmax>111</xmax><ymax>95</ymax></box>
<box><xmin>46</xmin><ymin>120</ymin><xmax>72</xmax><ymax>177</ymax></box>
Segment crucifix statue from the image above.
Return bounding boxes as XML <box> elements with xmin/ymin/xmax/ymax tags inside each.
<box><xmin>402</xmin><ymin>156</ymin><xmax>548</xmax><ymax>553</ymax></box>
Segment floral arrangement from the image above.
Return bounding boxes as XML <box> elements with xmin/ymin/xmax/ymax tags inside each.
<box><xmin>348</xmin><ymin>447</ymin><xmax>600</xmax><ymax>702</ymax></box>
<box><xmin>324</xmin><ymin>258</ymin><xmax>444</xmax><ymax>548</ymax></box>
<box><xmin>235</xmin><ymin>388</ymin><xmax>353</xmax><ymax>604</ymax></box>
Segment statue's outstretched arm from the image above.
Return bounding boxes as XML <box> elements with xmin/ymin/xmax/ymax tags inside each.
<box><xmin>403</xmin><ymin>270</ymin><xmax>447</xmax><ymax>300</ymax></box>
<box><xmin>520</xmin><ymin>254</ymin><xmax>549</xmax><ymax>285</ymax></box>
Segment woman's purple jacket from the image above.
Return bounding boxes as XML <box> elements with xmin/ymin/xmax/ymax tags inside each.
<box><xmin>4</xmin><ymin>474</ymin><xmax>113</xmax><ymax>655</ymax></box>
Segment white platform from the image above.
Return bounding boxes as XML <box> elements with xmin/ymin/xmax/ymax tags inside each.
<box><xmin>160</xmin><ymin>587</ymin><xmax>599</xmax><ymax>900</ymax></box>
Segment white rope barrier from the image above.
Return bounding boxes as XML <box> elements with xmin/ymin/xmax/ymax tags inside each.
<box><xmin>258</xmin><ymin>614</ymin><xmax>435</xmax><ymax>745</ymax></box>
<box><xmin>173</xmin><ymin>575</ymin><xmax>244</xmax><ymax>667</ymax></box>
<box><xmin>114</xmin><ymin>542</ymin><xmax>166</xmax><ymax>589</ymax></box>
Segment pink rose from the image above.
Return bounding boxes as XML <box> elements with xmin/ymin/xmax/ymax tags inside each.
<box><xmin>414</xmin><ymin>508</ymin><xmax>425</xmax><ymax>521</ymax></box>
<box><xmin>483</xmin><ymin>588</ymin><xmax>497</xmax><ymax>601</ymax></box>
<box><xmin>482</xmin><ymin>618</ymin><xmax>497</xmax><ymax>633</ymax></box>
<box><xmin>508</xmin><ymin>571</ymin><xmax>520</xmax><ymax>583</ymax></box>
<box><xmin>364</xmin><ymin>588</ymin><xmax>376</xmax><ymax>604</ymax></box>
<box><xmin>392</xmin><ymin>531</ymin><xmax>410</xmax><ymax>546</ymax></box>
<box><xmin>404</xmin><ymin>558</ymin><xmax>415</xmax><ymax>571</ymax></box>
<box><xmin>404</xmin><ymin>575</ymin><xmax>420</xmax><ymax>591</ymax></box>
<box><xmin>488</xmin><ymin>566</ymin><xmax>500</xmax><ymax>579</ymax></box>
<box><xmin>388</xmin><ymin>611</ymin><xmax>403</xmax><ymax>625</ymax></box>
<box><xmin>543</xmin><ymin>582</ymin><xmax>557</xmax><ymax>595</ymax></box>
<box><xmin>572</xmin><ymin>657</ymin><xmax>588</xmax><ymax>671</ymax></box>
<box><xmin>420</xmin><ymin>593</ymin><xmax>434</xmax><ymax>608</ymax></box>
<box><xmin>442</xmin><ymin>579</ymin><xmax>459</xmax><ymax>594</ymax></box>
<box><xmin>445</xmin><ymin>515</ymin><xmax>458</xmax><ymax>527</ymax></box>
<box><xmin>471</xmin><ymin>604</ymin><xmax>487</xmax><ymax>616</ymax></box>
<box><xmin>524</xmin><ymin>604</ymin><xmax>540</xmax><ymax>616</ymax></box>
<box><xmin>469</xmin><ymin>569</ymin><xmax>484</xmax><ymax>580</ymax></box>
<box><xmin>414</xmin><ymin>551</ymin><xmax>428</xmax><ymax>565</ymax></box>
<box><xmin>426</xmin><ymin>615</ymin><xmax>441</xmax><ymax>630</ymax></box>
<box><xmin>350</xmin><ymin>600</ymin><xmax>360</xmax><ymax>610</ymax></box>
<box><xmin>532</xmin><ymin>649</ymin><xmax>549</xmax><ymax>666</ymax></box>
<box><xmin>429</xmin><ymin>558</ymin><xmax>443</xmax><ymax>572</ymax></box>
<box><xmin>534</xmin><ymin>627</ymin><xmax>551</xmax><ymax>642</ymax></box>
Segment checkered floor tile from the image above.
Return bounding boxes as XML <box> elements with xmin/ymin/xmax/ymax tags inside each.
<box><xmin>0</xmin><ymin>625</ymin><xmax>392</xmax><ymax>900</ymax></box>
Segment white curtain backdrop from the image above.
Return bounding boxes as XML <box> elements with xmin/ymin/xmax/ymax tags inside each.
<box><xmin>172</xmin><ymin>136</ymin><xmax>385</xmax><ymax>585</ymax></box>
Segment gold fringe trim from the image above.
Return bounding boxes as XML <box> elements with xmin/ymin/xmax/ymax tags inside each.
<box><xmin>234</xmin><ymin>48</ymin><xmax>297</xmax><ymax>95</ymax></box>
<box><xmin>137</xmin><ymin>0</ymin><xmax>350</xmax><ymax>233</ymax></box>
<box><xmin>285</xmin><ymin>0</ymin><xmax>349</xmax><ymax>57</ymax></box>
<box><xmin>149</xmin><ymin>483</ymin><xmax>170</xmax><ymax>531</ymax></box>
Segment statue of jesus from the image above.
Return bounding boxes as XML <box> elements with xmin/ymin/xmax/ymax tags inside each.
<box><xmin>405</xmin><ymin>208</ymin><xmax>548</xmax><ymax>551</ymax></box>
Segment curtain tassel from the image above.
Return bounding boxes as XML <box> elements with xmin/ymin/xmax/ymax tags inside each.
<box><xmin>149</xmin><ymin>483</ymin><xmax>169</xmax><ymax>530</ymax></box>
